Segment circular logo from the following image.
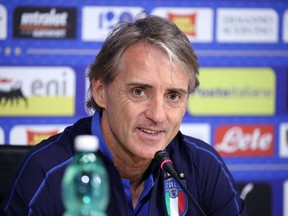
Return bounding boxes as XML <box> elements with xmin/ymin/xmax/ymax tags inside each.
<box><xmin>169</xmin><ymin>188</ymin><xmax>179</xmax><ymax>198</ymax></box>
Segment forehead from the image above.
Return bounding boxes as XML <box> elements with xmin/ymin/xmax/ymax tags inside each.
<box><xmin>114</xmin><ymin>42</ymin><xmax>189</xmax><ymax>90</ymax></box>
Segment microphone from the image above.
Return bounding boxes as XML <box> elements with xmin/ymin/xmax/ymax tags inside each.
<box><xmin>154</xmin><ymin>150</ymin><xmax>207</xmax><ymax>216</ymax></box>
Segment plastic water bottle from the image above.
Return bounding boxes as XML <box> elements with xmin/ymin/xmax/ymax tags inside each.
<box><xmin>62</xmin><ymin>135</ymin><xmax>109</xmax><ymax>216</ymax></box>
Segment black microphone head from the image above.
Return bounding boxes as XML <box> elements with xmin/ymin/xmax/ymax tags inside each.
<box><xmin>154</xmin><ymin>150</ymin><xmax>178</xmax><ymax>179</ymax></box>
<box><xmin>154</xmin><ymin>150</ymin><xmax>170</xmax><ymax>165</ymax></box>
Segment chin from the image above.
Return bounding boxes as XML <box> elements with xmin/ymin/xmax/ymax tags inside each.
<box><xmin>135</xmin><ymin>148</ymin><xmax>159</xmax><ymax>160</ymax></box>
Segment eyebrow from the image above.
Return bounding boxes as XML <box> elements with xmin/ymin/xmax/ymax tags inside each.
<box><xmin>127</xmin><ymin>82</ymin><xmax>152</xmax><ymax>88</ymax></box>
<box><xmin>126</xmin><ymin>82</ymin><xmax>188</xmax><ymax>94</ymax></box>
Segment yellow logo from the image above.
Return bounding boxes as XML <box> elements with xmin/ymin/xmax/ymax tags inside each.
<box><xmin>0</xmin><ymin>66</ymin><xmax>75</xmax><ymax>116</ymax></box>
<box><xmin>187</xmin><ymin>68</ymin><xmax>275</xmax><ymax>115</ymax></box>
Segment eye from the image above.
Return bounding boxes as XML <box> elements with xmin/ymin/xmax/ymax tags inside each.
<box><xmin>130</xmin><ymin>88</ymin><xmax>149</xmax><ymax>101</ymax></box>
<box><xmin>132</xmin><ymin>88</ymin><xmax>144</xmax><ymax>97</ymax></box>
<box><xmin>168</xmin><ymin>92</ymin><xmax>180</xmax><ymax>101</ymax></box>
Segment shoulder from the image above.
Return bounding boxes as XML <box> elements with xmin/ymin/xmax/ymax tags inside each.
<box><xmin>168</xmin><ymin>133</ymin><xmax>246</xmax><ymax>215</ymax></box>
<box><xmin>168</xmin><ymin>132</ymin><xmax>229</xmax><ymax>177</ymax></box>
<box><xmin>14</xmin><ymin>118</ymin><xmax>91</xmax><ymax>183</ymax></box>
<box><xmin>1</xmin><ymin>117</ymin><xmax>93</xmax><ymax>214</ymax></box>
<box><xmin>175</xmin><ymin>132</ymin><xmax>223</xmax><ymax>162</ymax></box>
<box><xmin>19</xmin><ymin>116</ymin><xmax>93</xmax><ymax>176</ymax></box>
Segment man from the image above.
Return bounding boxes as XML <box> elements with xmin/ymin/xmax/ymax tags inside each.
<box><xmin>0</xmin><ymin>14</ymin><xmax>246</xmax><ymax>215</ymax></box>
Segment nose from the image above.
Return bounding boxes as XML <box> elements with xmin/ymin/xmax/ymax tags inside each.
<box><xmin>145</xmin><ymin>95</ymin><xmax>166</xmax><ymax>123</ymax></box>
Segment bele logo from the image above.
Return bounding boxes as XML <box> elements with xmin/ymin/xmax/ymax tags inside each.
<box><xmin>151</xmin><ymin>7</ymin><xmax>213</xmax><ymax>42</ymax></box>
<box><xmin>215</xmin><ymin>124</ymin><xmax>274</xmax><ymax>157</ymax></box>
<box><xmin>167</xmin><ymin>13</ymin><xmax>197</xmax><ymax>37</ymax></box>
<box><xmin>13</xmin><ymin>7</ymin><xmax>76</xmax><ymax>39</ymax></box>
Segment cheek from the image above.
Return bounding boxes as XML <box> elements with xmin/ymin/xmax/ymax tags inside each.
<box><xmin>169</xmin><ymin>102</ymin><xmax>187</xmax><ymax>118</ymax></box>
<box><xmin>167</xmin><ymin>106</ymin><xmax>187</xmax><ymax>130</ymax></box>
<box><xmin>105</xmin><ymin>95</ymin><xmax>136</xmax><ymax>123</ymax></box>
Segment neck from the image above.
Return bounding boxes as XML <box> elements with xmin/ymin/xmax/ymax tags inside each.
<box><xmin>104</xmin><ymin>132</ymin><xmax>151</xmax><ymax>209</ymax></box>
<box><xmin>110</xmin><ymin>144</ymin><xmax>151</xmax><ymax>185</ymax></box>
<box><xmin>100</xmin><ymin>111</ymin><xmax>153</xmax><ymax>208</ymax></box>
<box><xmin>100</xmin><ymin>111</ymin><xmax>151</xmax><ymax>185</ymax></box>
<box><xmin>111</xmin><ymin>147</ymin><xmax>152</xmax><ymax>209</ymax></box>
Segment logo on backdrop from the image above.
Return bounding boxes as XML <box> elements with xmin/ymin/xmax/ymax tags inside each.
<box><xmin>13</xmin><ymin>7</ymin><xmax>76</xmax><ymax>39</ymax></box>
<box><xmin>280</xmin><ymin>123</ymin><xmax>288</xmax><ymax>158</ymax></box>
<box><xmin>0</xmin><ymin>4</ymin><xmax>7</xmax><ymax>40</ymax></box>
<box><xmin>151</xmin><ymin>7</ymin><xmax>213</xmax><ymax>42</ymax></box>
<box><xmin>284</xmin><ymin>181</ymin><xmax>288</xmax><ymax>216</ymax></box>
<box><xmin>9</xmin><ymin>125</ymin><xmax>67</xmax><ymax>145</ymax></box>
<box><xmin>0</xmin><ymin>127</ymin><xmax>4</xmax><ymax>144</ymax></box>
<box><xmin>0</xmin><ymin>79</ymin><xmax>27</xmax><ymax>107</ymax></box>
<box><xmin>0</xmin><ymin>66</ymin><xmax>75</xmax><ymax>116</ymax></box>
<box><xmin>215</xmin><ymin>124</ymin><xmax>274</xmax><ymax>157</ymax></box>
<box><xmin>168</xmin><ymin>13</ymin><xmax>197</xmax><ymax>37</ymax></box>
<box><xmin>82</xmin><ymin>6</ymin><xmax>144</xmax><ymax>41</ymax></box>
<box><xmin>180</xmin><ymin>123</ymin><xmax>211</xmax><ymax>144</ymax></box>
<box><xmin>283</xmin><ymin>9</ymin><xmax>288</xmax><ymax>43</ymax></box>
<box><xmin>187</xmin><ymin>67</ymin><xmax>275</xmax><ymax>116</ymax></box>
<box><xmin>216</xmin><ymin>8</ymin><xmax>278</xmax><ymax>43</ymax></box>
<box><xmin>237</xmin><ymin>182</ymin><xmax>272</xmax><ymax>216</ymax></box>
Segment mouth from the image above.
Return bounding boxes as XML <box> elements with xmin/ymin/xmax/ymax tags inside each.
<box><xmin>139</xmin><ymin>128</ymin><xmax>164</xmax><ymax>135</ymax></box>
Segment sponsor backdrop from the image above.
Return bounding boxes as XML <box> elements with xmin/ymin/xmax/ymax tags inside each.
<box><xmin>0</xmin><ymin>0</ymin><xmax>288</xmax><ymax>215</ymax></box>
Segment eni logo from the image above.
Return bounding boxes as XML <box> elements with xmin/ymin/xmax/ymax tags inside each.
<box><xmin>0</xmin><ymin>66</ymin><xmax>75</xmax><ymax>116</ymax></box>
<box><xmin>0</xmin><ymin>80</ymin><xmax>28</xmax><ymax>107</ymax></box>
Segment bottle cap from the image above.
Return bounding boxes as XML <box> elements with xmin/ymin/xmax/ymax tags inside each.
<box><xmin>74</xmin><ymin>135</ymin><xmax>99</xmax><ymax>152</ymax></box>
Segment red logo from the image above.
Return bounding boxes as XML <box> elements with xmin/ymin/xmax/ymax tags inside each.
<box><xmin>167</xmin><ymin>13</ymin><xmax>197</xmax><ymax>37</ymax></box>
<box><xmin>215</xmin><ymin>125</ymin><xmax>274</xmax><ymax>157</ymax></box>
<box><xmin>27</xmin><ymin>129</ymin><xmax>58</xmax><ymax>145</ymax></box>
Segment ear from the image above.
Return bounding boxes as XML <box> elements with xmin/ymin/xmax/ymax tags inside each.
<box><xmin>91</xmin><ymin>77</ymin><xmax>106</xmax><ymax>109</ymax></box>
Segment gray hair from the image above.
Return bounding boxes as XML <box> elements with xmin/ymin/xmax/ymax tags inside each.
<box><xmin>86</xmin><ymin>13</ymin><xmax>199</xmax><ymax>112</ymax></box>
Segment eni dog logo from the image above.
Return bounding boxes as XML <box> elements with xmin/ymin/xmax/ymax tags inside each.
<box><xmin>0</xmin><ymin>66</ymin><xmax>75</xmax><ymax>116</ymax></box>
<box><xmin>0</xmin><ymin>79</ymin><xmax>27</xmax><ymax>107</ymax></box>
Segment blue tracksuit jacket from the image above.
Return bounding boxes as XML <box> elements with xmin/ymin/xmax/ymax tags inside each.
<box><xmin>0</xmin><ymin>113</ymin><xmax>246</xmax><ymax>216</ymax></box>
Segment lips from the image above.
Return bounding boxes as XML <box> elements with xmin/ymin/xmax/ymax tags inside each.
<box><xmin>139</xmin><ymin>128</ymin><xmax>163</xmax><ymax>135</ymax></box>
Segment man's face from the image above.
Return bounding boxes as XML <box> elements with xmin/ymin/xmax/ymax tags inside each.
<box><xmin>93</xmin><ymin>42</ymin><xmax>190</xmax><ymax>160</ymax></box>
